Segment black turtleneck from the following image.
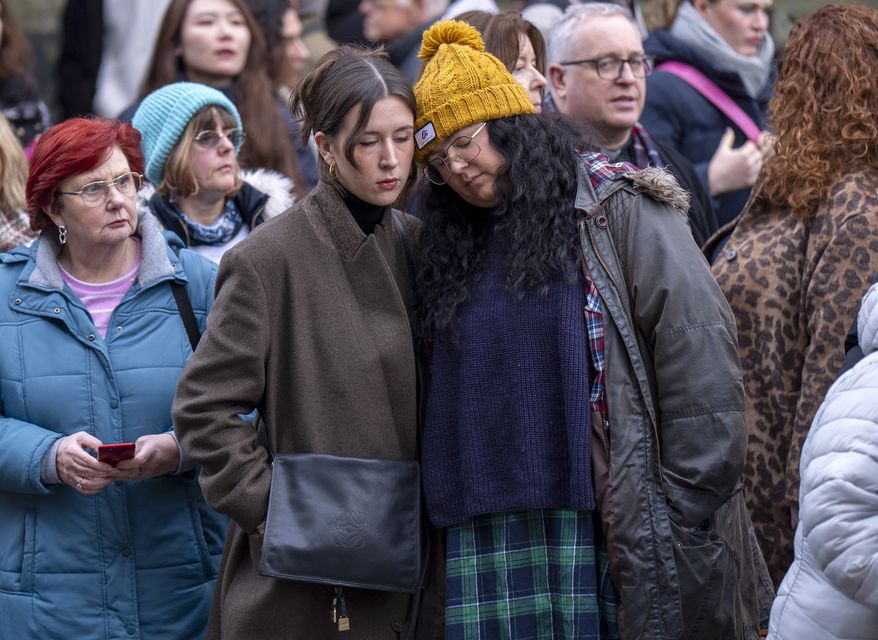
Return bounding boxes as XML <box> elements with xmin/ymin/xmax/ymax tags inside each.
<box><xmin>343</xmin><ymin>193</ymin><xmax>387</xmax><ymax>235</ymax></box>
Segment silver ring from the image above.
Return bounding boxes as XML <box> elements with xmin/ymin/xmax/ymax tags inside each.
<box><xmin>75</xmin><ymin>477</ymin><xmax>83</xmax><ymax>490</ymax></box>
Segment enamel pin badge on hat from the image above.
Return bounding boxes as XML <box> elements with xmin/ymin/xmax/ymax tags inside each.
<box><xmin>415</xmin><ymin>122</ymin><xmax>437</xmax><ymax>149</ymax></box>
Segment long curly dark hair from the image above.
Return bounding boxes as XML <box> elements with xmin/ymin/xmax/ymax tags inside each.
<box><xmin>416</xmin><ymin>114</ymin><xmax>583</xmax><ymax>340</ymax></box>
<box><xmin>758</xmin><ymin>4</ymin><xmax>878</xmax><ymax>218</ymax></box>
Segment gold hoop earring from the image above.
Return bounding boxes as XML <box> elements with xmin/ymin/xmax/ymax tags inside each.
<box><xmin>328</xmin><ymin>161</ymin><xmax>337</xmax><ymax>178</ymax></box>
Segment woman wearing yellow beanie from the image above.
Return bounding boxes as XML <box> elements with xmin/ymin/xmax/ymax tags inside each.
<box><xmin>413</xmin><ymin>19</ymin><xmax>773</xmax><ymax>640</ymax></box>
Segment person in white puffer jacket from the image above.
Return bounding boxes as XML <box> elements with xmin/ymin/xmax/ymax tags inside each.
<box><xmin>767</xmin><ymin>281</ymin><xmax>878</xmax><ymax>639</ymax></box>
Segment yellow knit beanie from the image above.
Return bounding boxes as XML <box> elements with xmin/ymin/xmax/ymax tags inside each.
<box><xmin>413</xmin><ymin>20</ymin><xmax>535</xmax><ymax>162</ymax></box>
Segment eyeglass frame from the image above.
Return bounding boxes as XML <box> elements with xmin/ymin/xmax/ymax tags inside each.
<box><xmin>558</xmin><ymin>54</ymin><xmax>655</xmax><ymax>80</ymax></box>
<box><xmin>423</xmin><ymin>121</ymin><xmax>488</xmax><ymax>186</ymax></box>
<box><xmin>58</xmin><ymin>172</ymin><xmax>143</xmax><ymax>207</ymax></box>
<box><xmin>193</xmin><ymin>127</ymin><xmax>246</xmax><ymax>149</ymax></box>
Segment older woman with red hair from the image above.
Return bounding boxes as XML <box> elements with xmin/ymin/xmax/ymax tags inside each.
<box><xmin>706</xmin><ymin>3</ymin><xmax>878</xmax><ymax>587</ymax></box>
<box><xmin>0</xmin><ymin>117</ymin><xmax>223</xmax><ymax>638</ymax></box>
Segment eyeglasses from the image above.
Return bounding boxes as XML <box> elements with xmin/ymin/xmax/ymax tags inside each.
<box><xmin>58</xmin><ymin>172</ymin><xmax>143</xmax><ymax>207</ymax></box>
<box><xmin>559</xmin><ymin>55</ymin><xmax>655</xmax><ymax>80</ymax></box>
<box><xmin>193</xmin><ymin>127</ymin><xmax>246</xmax><ymax>149</ymax></box>
<box><xmin>423</xmin><ymin>122</ymin><xmax>487</xmax><ymax>186</ymax></box>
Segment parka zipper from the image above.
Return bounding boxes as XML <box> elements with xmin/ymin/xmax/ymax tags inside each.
<box><xmin>578</xmin><ymin>215</ymin><xmax>664</xmax><ymax>464</ymax></box>
<box><xmin>579</xmin><ymin>217</ymin><xmax>636</xmax><ymax>337</ymax></box>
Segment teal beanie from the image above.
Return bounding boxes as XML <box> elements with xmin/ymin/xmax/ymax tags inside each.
<box><xmin>132</xmin><ymin>82</ymin><xmax>243</xmax><ymax>186</ymax></box>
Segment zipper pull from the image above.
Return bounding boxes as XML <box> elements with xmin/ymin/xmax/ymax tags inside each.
<box><xmin>335</xmin><ymin>586</ymin><xmax>350</xmax><ymax>632</ymax></box>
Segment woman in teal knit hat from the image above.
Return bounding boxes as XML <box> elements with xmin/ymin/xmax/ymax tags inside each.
<box><xmin>133</xmin><ymin>81</ymin><xmax>294</xmax><ymax>263</ymax></box>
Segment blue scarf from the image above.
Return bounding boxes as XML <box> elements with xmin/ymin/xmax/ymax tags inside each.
<box><xmin>175</xmin><ymin>198</ymin><xmax>244</xmax><ymax>246</ymax></box>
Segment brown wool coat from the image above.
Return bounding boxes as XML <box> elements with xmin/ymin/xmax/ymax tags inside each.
<box><xmin>172</xmin><ymin>182</ymin><xmax>433</xmax><ymax>639</ymax></box>
<box><xmin>709</xmin><ymin>170</ymin><xmax>878</xmax><ymax>585</ymax></box>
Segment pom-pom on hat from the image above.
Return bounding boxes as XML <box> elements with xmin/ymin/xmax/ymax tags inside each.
<box><xmin>132</xmin><ymin>82</ymin><xmax>243</xmax><ymax>186</ymax></box>
<box><xmin>413</xmin><ymin>20</ymin><xmax>534</xmax><ymax>162</ymax></box>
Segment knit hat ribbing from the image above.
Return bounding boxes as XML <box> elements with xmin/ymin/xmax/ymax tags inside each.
<box><xmin>132</xmin><ymin>82</ymin><xmax>243</xmax><ymax>186</ymax></box>
<box><xmin>413</xmin><ymin>20</ymin><xmax>535</xmax><ymax>162</ymax></box>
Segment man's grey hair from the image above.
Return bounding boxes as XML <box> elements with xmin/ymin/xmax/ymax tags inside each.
<box><xmin>547</xmin><ymin>2</ymin><xmax>635</xmax><ymax>65</ymax></box>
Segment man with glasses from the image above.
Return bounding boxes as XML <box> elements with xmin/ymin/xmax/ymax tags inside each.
<box><xmin>546</xmin><ymin>2</ymin><xmax>718</xmax><ymax>245</ymax></box>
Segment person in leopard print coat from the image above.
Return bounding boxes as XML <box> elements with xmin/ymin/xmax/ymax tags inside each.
<box><xmin>705</xmin><ymin>4</ymin><xmax>878</xmax><ymax>587</ymax></box>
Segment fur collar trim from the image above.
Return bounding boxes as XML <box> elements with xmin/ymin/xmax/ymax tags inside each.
<box><xmin>136</xmin><ymin>168</ymin><xmax>295</xmax><ymax>220</ymax></box>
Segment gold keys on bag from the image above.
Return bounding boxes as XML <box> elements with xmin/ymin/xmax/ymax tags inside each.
<box><xmin>331</xmin><ymin>587</ymin><xmax>351</xmax><ymax>632</ymax></box>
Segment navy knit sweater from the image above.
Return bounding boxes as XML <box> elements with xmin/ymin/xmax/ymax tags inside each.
<box><xmin>422</xmin><ymin>234</ymin><xmax>595</xmax><ymax>528</ymax></box>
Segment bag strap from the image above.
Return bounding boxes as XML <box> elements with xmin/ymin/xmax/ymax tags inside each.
<box><xmin>169</xmin><ymin>246</ymin><xmax>202</xmax><ymax>351</ymax></box>
<box><xmin>656</xmin><ymin>61</ymin><xmax>762</xmax><ymax>143</ymax></box>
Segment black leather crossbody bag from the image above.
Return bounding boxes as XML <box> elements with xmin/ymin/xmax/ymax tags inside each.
<box><xmin>259</xmin><ymin>451</ymin><xmax>422</xmax><ymax>592</ymax></box>
<box><xmin>258</xmin><ymin>213</ymin><xmax>423</xmax><ymax>599</ymax></box>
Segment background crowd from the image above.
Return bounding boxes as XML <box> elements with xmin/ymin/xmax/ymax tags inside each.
<box><xmin>1</xmin><ymin>0</ymin><xmax>877</xmax><ymax>639</ymax></box>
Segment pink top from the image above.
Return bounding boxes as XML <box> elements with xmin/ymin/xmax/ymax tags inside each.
<box><xmin>59</xmin><ymin>241</ymin><xmax>141</xmax><ymax>338</ymax></box>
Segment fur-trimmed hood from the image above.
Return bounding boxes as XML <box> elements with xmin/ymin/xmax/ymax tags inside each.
<box><xmin>136</xmin><ymin>168</ymin><xmax>295</xmax><ymax>221</ymax></box>
<box><xmin>625</xmin><ymin>166</ymin><xmax>691</xmax><ymax>216</ymax></box>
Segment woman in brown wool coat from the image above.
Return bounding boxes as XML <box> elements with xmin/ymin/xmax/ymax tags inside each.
<box><xmin>706</xmin><ymin>2</ymin><xmax>878</xmax><ymax>586</ymax></box>
<box><xmin>172</xmin><ymin>45</ymin><xmax>441</xmax><ymax>639</ymax></box>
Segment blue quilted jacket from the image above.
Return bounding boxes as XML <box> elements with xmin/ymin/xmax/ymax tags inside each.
<box><xmin>0</xmin><ymin>212</ymin><xmax>224</xmax><ymax>639</ymax></box>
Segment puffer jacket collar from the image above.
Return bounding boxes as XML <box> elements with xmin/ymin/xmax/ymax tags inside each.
<box><xmin>5</xmin><ymin>212</ymin><xmax>185</xmax><ymax>346</ymax></box>
<box><xmin>17</xmin><ymin>211</ymin><xmax>181</xmax><ymax>293</ymax></box>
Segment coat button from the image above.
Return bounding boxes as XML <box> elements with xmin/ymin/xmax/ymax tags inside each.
<box><xmin>596</xmin><ymin>214</ymin><xmax>609</xmax><ymax>228</ymax></box>
<box><xmin>87</xmin><ymin>333</ymin><xmax>96</xmax><ymax>341</ymax></box>
<box><xmin>53</xmin><ymin>307</ymin><xmax>61</xmax><ymax>314</ymax></box>
<box><xmin>14</xmin><ymin>298</ymin><xmax>21</xmax><ymax>305</ymax></box>
<box><xmin>121</xmin><ymin>546</ymin><xmax>131</xmax><ymax>557</ymax></box>
<box><xmin>726</xmin><ymin>249</ymin><xmax>737</xmax><ymax>261</ymax></box>
<box><xmin>110</xmin><ymin>399</ymin><xmax>119</xmax><ymax>409</ymax></box>
<box><xmin>126</xmin><ymin>624</ymin><xmax>136</xmax><ymax>636</ymax></box>
<box><xmin>116</xmin><ymin>325</ymin><xmax>123</xmax><ymax>332</ymax></box>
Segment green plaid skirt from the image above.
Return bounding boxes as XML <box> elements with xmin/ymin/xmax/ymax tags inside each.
<box><xmin>445</xmin><ymin>509</ymin><xmax>620</xmax><ymax>639</ymax></box>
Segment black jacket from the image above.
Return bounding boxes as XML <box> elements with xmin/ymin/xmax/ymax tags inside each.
<box><xmin>641</xmin><ymin>29</ymin><xmax>775</xmax><ymax>227</ymax></box>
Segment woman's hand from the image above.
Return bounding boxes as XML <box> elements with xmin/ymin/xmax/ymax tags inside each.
<box><xmin>56</xmin><ymin>432</ymin><xmax>121</xmax><ymax>495</ymax></box>
<box><xmin>707</xmin><ymin>128</ymin><xmax>764</xmax><ymax>195</ymax></box>
<box><xmin>114</xmin><ymin>433</ymin><xmax>180</xmax><ymax>480</ymax></box>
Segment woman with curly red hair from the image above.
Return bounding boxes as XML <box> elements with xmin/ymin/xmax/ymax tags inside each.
<box><xmin>706</xmin><ymin>3</ymin><xmax>878</xmax><ymax>587</ymax></box>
